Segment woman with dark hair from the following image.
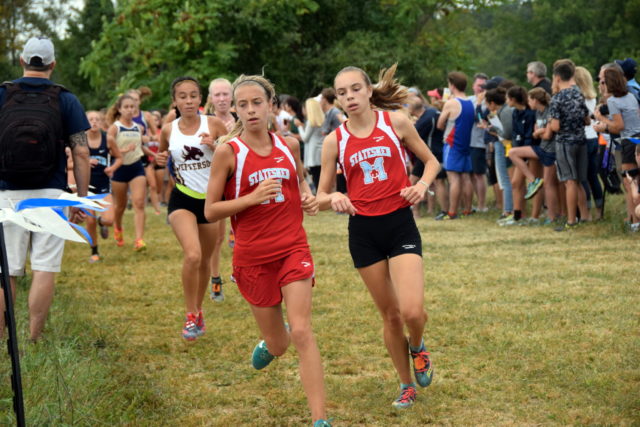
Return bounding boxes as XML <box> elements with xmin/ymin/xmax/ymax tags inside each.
<box><xmin>156</xmin><ymin>77</ymin><xmax>227</xmax><ymax>341</ymax></box>
<box><xmin>482</xmin><ymin>87</ymin><xmax>514</xmax><ymax>222</ymax></box>
<box><xmin>283</xmin><ymin>96</ymin><xmax>306</xmax><ymax>158</ymax></box>
<box><xmin>508</xmin><ymin>88</ymin><xmax>560</xmax><ymax>222</ymax></box>
<box><xmin>502</xmin><ymin>86</ymin><xmax>538</xmax><ymax>225</ymax></box>
<box><xmin>594</xmin><ymin>67</ymin><xmax>640</xmax><ymax>224</ymax></box>
<box><xmin>316</xmin><ymin>64</ymin><xmax>440</xmax><ymax>409</ymax></box>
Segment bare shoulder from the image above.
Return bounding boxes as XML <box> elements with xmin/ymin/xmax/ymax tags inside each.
<box><xmin>207</xmin><ymin>115</ymin><xmax>227</xmax><ymax>136</ymax></box>
<box><xmin>282</xmin><ymin>134</ymin><xmax>300</xmax><ymax>151</ymax></box>
<box><xmin>161</xmin><ymin>122</ymin><xmax>172</xmax><ymax>138</ymax></box>
<box><xmin>388</xmin><ymin>110</ymin><xmax>411</xmax><ymax>127</ymax></box>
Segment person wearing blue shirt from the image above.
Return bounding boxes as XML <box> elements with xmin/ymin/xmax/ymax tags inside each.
<box><xmin>0</xmin><ymin>37</ymin><xmax>90</xmax><ymax>341</ymax></box>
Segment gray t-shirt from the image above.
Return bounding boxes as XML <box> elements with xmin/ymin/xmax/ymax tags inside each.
<box><xmin>468</xmin><ymin>95</ymin><xmax>486</xmax><ymax>149</ymax></box>
<box><xmin>536</xmin><ymin>108</ymin><xmax>554</xmax><ymax>153</ymax></box>
<box><xmin>321</xmin><ymin>107</ymin><xmax>342</xmax><ymax>135</ymax></box>
<box><xmin>607</xmin><ymin>93</ymin><xmax>640</xmax><ymax>137</ymax></box>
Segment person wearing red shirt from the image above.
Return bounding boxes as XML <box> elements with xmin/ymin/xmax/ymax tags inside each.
<box><xmin>204</xmin><ymin>75</ymin><xmax>330</xmax><ymax>427</ymax></box>
<box><xmin>316</xmin><ymin>64</ymin><xmax>440</xmax><ymax>409</ymax></box>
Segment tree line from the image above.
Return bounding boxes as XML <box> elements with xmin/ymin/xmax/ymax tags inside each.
<box><xmin>2</xmin><ymin>0</ymin><xmax>638</xmax><ymax>110</ymax></box>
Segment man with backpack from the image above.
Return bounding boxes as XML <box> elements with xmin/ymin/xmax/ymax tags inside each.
<box><xmin>0</xmin><ymin>37</ymin><xmax>90</xmax><ymax>341</ymax></box>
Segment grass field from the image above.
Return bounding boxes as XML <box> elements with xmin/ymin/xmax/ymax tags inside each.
<box><xmin>1</xmin><ymin>195</ymin><xmax>639</xmax><ymax>426</ymax></box>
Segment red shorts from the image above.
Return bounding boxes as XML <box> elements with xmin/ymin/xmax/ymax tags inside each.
<box><xmin>233</xmin><ymin>249</ymin><xmax>315</xmax><ymax>307</ymax></box>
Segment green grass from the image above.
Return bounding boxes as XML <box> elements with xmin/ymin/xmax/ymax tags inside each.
<box><xmin>1</xmin><ymin>195</ymin><xmax>639</xmax><ymax>425</ymax></box>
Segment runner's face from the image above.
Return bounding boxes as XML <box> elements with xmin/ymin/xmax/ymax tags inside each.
<box><xmin>87</xmin><ymin>112</ymin><xmax>101</xmax><ymax>131</ymax></box>
<box><xmin>210</xmin><ymin>82</ymin><xmax>232</xmax><ymax>114</ymax></box>
<box><xmin>119</xmin><ymin>99</ymin><xmax>136</xmax><ymax>120</ymax></box>
<box><xmin>334</xmin><ymin>71</ymin><xmax>372</xmax><ymax>116</ymax></box>
<box><xmin>528</xmin><ymin>97</ymin><xmax>537</xmax><ymax>110</ymax></box>
<box><xmin>128</xmin><ymin>92</ymin><xmax>141</xmax><ymax>108</ymax></box>
<box><xmin>174</xmin><ymin>81</ymin><xmax>201</xmax><ymax>117</ymax></box>
<box><xmin>234</xmin><ymin>84</ymin><xmax>271</xmax><ymax>132</ymax></box>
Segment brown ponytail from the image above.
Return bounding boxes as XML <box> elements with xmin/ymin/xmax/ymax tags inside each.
<box><xmin>335</xmin><ymin>63</ymin><xmax>408</xmax><ymax>111</ymax></box>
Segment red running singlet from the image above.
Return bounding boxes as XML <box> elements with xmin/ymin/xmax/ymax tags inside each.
<box><xmin>224</xmin><ymin>133</ymin><xmax>310</xmax><ymax>266</ymax></box>
<box><xmin>336</xmin><ymin>110</ymin><xmax>412</xmax><ymax>216</ymax></box>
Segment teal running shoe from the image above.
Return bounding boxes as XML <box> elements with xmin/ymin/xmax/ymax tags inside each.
<box><xmin>251</xmin><ymin>340</ymin><xmax>274</xmax><ymax>370</ymax></box>
<box><xmin>392</xmin><ymin>384</ymin><xmax>417</xmax><ymax>409</ymax></box>
<box><xmin>410</xmin><ymin>344</ymin><xmax>434</xmax><ymax>387</ymax></box>
<box><xmin>313</xmin><ymin>419</ymin><xmax>332</xmax><ymax>427</ymax></box>
<box><xmin>525</xmin><ymin>178</ymin><xmax>544</xmax><ymax>200</ymax></box>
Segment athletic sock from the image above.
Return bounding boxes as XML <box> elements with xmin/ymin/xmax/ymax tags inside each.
<box><xmin>91</xmin><ymin>245</ymin><xmax>99</xmax><ymax>255</ymax></box>
<box><xmin>409</xmin><ymin>338</ymin><xmax>425</xmax><ymax>353</ymax></box>
<box><xmin>447</xmin><ymin>211</ymin><xmax>456</xmax><ymax>217</ymax></box>
<box><xmin>514</xmin><ymin>210</ymin><xmax>522</xmax><ymax>221</ymax></box>
<box><xmin>401</xmin><ymin>382</ymin><xmax>417</xmax><ymax>389</ymax></box>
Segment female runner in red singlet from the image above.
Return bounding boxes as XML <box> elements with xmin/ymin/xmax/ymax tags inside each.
<box><xmin>317</xmin><ymin>65</ymin><xmax>440</xmax><ymax>410</ymax></box>
<box><xmin>204</xmin><ymin>75</ymin><xmax>330</xmax><ymax>427</ymax></box>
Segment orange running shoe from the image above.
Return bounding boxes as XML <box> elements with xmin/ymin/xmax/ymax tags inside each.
<box><xmin>114</xmin><ymin>227</ymin><xmax>124</xmax><ymax>247</ymax></box>
<box><xmin>133</xmin><ymin>239</ymin><xmax>146</xmax><ymax>251</ymax></box>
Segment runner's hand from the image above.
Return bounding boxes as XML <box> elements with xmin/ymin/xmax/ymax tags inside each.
<box><xmin>301</xmin><ymin>193</ymin><xmax>318</xmax><ymax>216</ymax></box>
<box><xmin>250</xmin><ymin>178</ymin><xmax>282</xmax><ymax>205</ymax></box>
<box><xmin>155</xmin><ymin>151</ymin><xmax>169</xmax><ymax>167</ymax></box>
<box><xmin>400</xmin><ymin>184</ymin><xmax>427</xmax><ymax>205</ymax></box>
<box><xmin>199</xmin><ymin>132</ymin><xmax>216</xmax><ymax>150</ymax></box>
<box><xmin>330</xmin><ymin>192</ymin><xmax>357</xmax><ymax>215</ymax></box>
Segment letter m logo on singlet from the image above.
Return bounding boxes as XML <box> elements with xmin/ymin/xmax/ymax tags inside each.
<box><xmin>359</xmin><ymin>157</ymin><xmax>388</xmax><ymax>184</ymax></box>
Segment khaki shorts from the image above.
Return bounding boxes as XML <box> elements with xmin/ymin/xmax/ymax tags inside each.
<box><xmin>0</xmin><ymin>189</ymin><xmax>66</xmax><ymax>276</ymax></box>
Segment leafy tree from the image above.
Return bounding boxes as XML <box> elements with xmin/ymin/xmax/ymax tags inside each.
<box><xmin>0</xmin><ymin>0</ymin><xmax>69</xmax><ymax>79</ymax></box>
<box><xmin>80</xmin><ymin>0</ymin><xmax>494</xmax><ymax>108</ymax></box>
<box><xmin>465</xmin><ymin>0</ymin><xmax>640</xmax><ymax>84</ymax></box>
<box><xmin>55</xmin><ymin>0</ymin><xmax>115</xmax><ymax>109</ymax></box>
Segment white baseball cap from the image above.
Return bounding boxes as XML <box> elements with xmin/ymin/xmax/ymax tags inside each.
<box><xmin>21</xmin><ymin>37</ymin><xmax>55</xmax><ymax>66</ymax></box>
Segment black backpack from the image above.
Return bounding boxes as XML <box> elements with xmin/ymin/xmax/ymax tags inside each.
<box><xmin>0</xmin><ymin>81</ymin><xmax>66</xmax><ymax>187</ymax></box>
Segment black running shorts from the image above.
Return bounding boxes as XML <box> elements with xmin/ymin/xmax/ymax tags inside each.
<box><xmin>348</xmin><ymin>206</ymin><xmax>422</xmax><ymax>268</ymax></box>
<box><xmin>168</xmin><ymin>187</ymin><xmax>209</xmax><ymax>224</ymax></box>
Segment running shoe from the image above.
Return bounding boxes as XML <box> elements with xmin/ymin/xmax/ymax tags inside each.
<box><xmin>496</xmin><ymin>214</ymin><xmax>514</xmax><ymax>226</ymax></box>
<box><xmin>98</xmin><ymin>216</ymin><xmax>109</xmax><ymax>239</ymax></box>
<box><xmin>524</xmin><ymin>178</ymin><xmax>544</xmax><ymax>200</ymax></box>
<box><xmin>88</xmin><ymin>254</ymin><xmax>101</xmax><ymax>263</ymax></box>
<box><xmin>196</xmin><ymin>310</ymin><xmax>206</xmax><ymax>335</ymax></box>
<box><xmin>114</xmin><ymin>226</ymin><xmax>124</xmax><ymax>247</ymax></box>
<box><xmin>410</xmin><ymin>344</ymin><xmax>434</xmax><ymax>387</ymax></box>
<box><xmin>442</xmin><ymin>213</ymin><xmax>458</xmax><ymax>220</ymax></box>
<box><xmin>182</xmin><ymin>312</ymin><xmax>199</xmax><ymax>341</ymax></box>
<box><xmin>554</xmin><ymin>222</ymin><xmax>577</xmax><ymax>232</ymax></box>
<box><xmin>525</xmin><ymin>217</ymin><xmax>541</xmax><ymax>226</ymax></box>
<box><xmin>313</xmin><ymin>420</ymin><xmax>332</xmax><ymax>427</ymax></box>
<box><xmin>230</xmin><ymin>274</ymin><xmax>236</xmax><ymax>283</ymax></box>
<box><xmin>210</xmin><ymin>276</ymin><xmax>224</xmax><ymax>302</ymax></box>
<box><xmin>134</xmin><ymin>239</ymin><xmax>147</xmax><ymax>251</ymax></box>
<box><xmin>251</xmin><ymin>340</ymin><xmax>275</xmax><ymax>370</ymax></box>
<box><xmin>434</xmin><ymin>211</ymin><xmax>447</xmax><ymax>221</ymax></box>
<box><xmin>391</xmin><ymin>384</ymin><xmax>417</xmax><ymax>409</ymax></box>
<box><xmin>499</xmin><ymin>217</ymin><xmax>520</xmax><ymax>227</ymax></box>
